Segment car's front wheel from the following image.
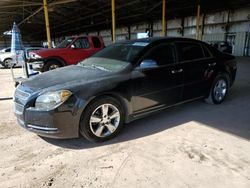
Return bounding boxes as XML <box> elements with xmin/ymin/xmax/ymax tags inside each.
<box><xmin>80</xmin><ymin>97</ymin><xmax>125</xmax><ymax>142</ymax></box>
<box><xmin>205</xmin><ymin>73</ymin><xmax>230</xmax><ymax>104</ymax></box>
<box><xmin>43</xmin><ymin>60</ymin><xmax>62</xmax><ymax>72</ymax></box>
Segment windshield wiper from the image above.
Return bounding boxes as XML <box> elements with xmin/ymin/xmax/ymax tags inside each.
<box><xmin>79</xmin><ymin>64</ymin><xmax>110</xmax><ymax>72</ymax></box>
<box><xmin>91</xmin><ymin>65</ymin><xmax>110</xmax><ymax>72</ymax></box>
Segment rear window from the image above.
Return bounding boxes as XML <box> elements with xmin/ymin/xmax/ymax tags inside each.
<box><xmin>176</xmin><ymin>42</ymin><xmax>204</xmax><ymax>61</ymax></box>
<box><xmin>92</xmin><ymin>37</ymin><xmax>102</xmax><ymax>48</ymax></box>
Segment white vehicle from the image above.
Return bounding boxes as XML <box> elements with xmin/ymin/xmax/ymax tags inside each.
<box><xmin>0</xmin><ymin>47</ymin><xmax>11</xmax><ymax>54</ymax></box>
<box><xmin>0</xmin><ymin>48</ymin><xmax>15</xmax><ymax>68</ymax></box>
<box><xmin>0</xmin><ymin>47</ymin><xmax>44</xmax><ymax>68</ymax></box>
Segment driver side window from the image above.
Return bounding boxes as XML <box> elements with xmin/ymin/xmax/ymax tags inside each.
<box><xmin>73</xmin><ymin>37</ymin><xmax>90</xmax><ymax>49</ymax></box>
<box><xmin>145</xmin><ymin>44</ymin><xmax>175</xmax><ymax>66</ymax></box>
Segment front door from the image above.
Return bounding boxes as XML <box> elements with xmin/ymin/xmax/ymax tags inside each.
<box><xmin>132</xmin><ymin>43</ymin><xmax>184</xmax><ymax>114</ymax></box>
<box><xmin>67</xmin><ymin>37</ymin><xmax>92</xmax><ymax>65</ymax></box>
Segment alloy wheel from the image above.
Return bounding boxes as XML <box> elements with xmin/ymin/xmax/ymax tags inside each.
<box><xmin>213</xmin><ymin>79</ymin><xmax>227</xmax><ymax>102</ymax></box>
<box><xmin>89</xmin><ymin>103</ymin><xmax>120</xmax><ymax>138</ymax></box>
<box><xmin>49</xmin><ymin>64</ymin><xmax>59</xmax><ymax>70</ymax></box>
<box><xmin>4</xmin><ymin>59</ymin><xmax>13</xmax><ymax>68</ymax></box>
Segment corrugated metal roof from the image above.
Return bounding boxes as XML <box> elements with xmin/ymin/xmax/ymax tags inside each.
<box><xmin>0</xmin><ymin>0</ymin><xmax>249</xmax><ymax>40</ymax></box>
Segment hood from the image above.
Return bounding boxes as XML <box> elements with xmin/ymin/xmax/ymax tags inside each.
<box><xmin>23</xmin><ymin>65</ymin><xmax>115</xmax><ymax>91</ymax></box>
<box><xmin>34</xmin><ymin>48</ymin><xmax>65</xmax><ymax>58</ymax></box>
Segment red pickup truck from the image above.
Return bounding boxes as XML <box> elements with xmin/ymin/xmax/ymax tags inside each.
<box><xmin>30</xmin><ymin>36</ymin><xmax>105</xmax><ymax>72</ymax></box>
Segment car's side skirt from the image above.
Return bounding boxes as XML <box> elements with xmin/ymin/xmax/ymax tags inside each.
<box><xmin>128</xmin><ymin>96</ymin><xmax>204</xmax><ymax>123</ymax></box>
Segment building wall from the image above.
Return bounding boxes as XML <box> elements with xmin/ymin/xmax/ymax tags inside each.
<box><xmin>0</xmin><ymin>36</ymin><xmax>42</xmax><ymax>49</ymax></box>
<box><xmin>4</xmin><ymin>7</ymin><xmax>248</xmax><ymax>56</ymax></box>
<box><xmin>99</xmin><ymin>7</ymin><xmax>250</xmax><ymax>56</ymax></box>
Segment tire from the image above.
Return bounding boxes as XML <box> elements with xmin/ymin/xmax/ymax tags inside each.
<box><xmin>3</xmin><ymin>58</ymin><xmax>13</xmax><ymax>68</ymax></box>
<box><xmin>80</xmin><ymin>96</ymin><xmax>125</xmax><ymax>142</ymax></box>
<box><xmin>43</xmin><ymin>60</ymin><xmax>62</xmax><ymax>72</ymax></box>
<box><xmin>205</xmin><ymin>73</ymin><xmax>230</xmax><ymax>104</ymax></box>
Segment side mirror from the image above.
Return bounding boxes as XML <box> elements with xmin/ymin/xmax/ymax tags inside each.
<box><xmin>138</xmin><ymin>59</ymin><xmax>158</xmax><ymax>69</ymax></box>
<box><xmin>71</xmin><ymin>44</ymin><xmax>76</xmax><ymax>49</ymax></box>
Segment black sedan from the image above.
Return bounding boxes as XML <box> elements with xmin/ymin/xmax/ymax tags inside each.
<box><xmin>14</xmin><ymin>37</ymin><xmax>237</xmax><ymax>142</ymax></box>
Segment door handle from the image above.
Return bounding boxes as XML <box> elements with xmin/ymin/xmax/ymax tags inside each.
<box><xmin>208</xmin><ymin>62</ymin><xmax>217</xmax><ymax>67</ymax></box>
<box><xmin>171</xmin><ymin>69</ymin><xmax>183</xmax><ymax>74</ymax></box>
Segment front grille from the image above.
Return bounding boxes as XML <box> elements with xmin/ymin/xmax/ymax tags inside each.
<box><xmin>15</xmin><ymin>88</ymin><xmax>31</xmax><ymax>101</ymax></box>
<box><xmin>14</xmin><ymin>103</ymin><xmax>24</xmax><ymax>115</ymax></box>
<box><xmin>15</xmin><ymin>88</ymin><xmax>30</xmax><ymax>100</ymax></box>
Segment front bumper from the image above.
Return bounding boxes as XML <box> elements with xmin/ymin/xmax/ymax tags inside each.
<box><xmin>14</xmin><ymin>87</ymin><xmax>84</xmax><ymax>139</ymax></box>
<box><xmin>17</xmin><ymin>118</ymin><xmax>59</xmax><ymax>136</ymax></box>
<box><xmin>29</xmin><ymin>61</ymin><xmax>44</xmax><ymax>72</ymax></box>
<box><xmin>28</xmin><ymin>58</ymin><xmax>45</xmax><ymax>71</ymax></box>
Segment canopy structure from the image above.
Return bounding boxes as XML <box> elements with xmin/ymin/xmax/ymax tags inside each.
<box><xmin>0</xmin><ymin>0</ymin><xmax>249</xmax><ymax>41</ymax></box>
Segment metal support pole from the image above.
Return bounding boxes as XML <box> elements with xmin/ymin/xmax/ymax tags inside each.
<box><xmin>162</xmin><ymin>0</ymin><xmax>166</xmax><ymax>36</ymax></box>
<box><xmin>43</xmin><ymin>0</ymin><xmax>52</xmax><ymax>48</ymax></box>
<box><xmin>201</xmin><ymin>13</ymin><xmax>206</xmax><ymax>40</ymax></box>
<box><xmin>111</xmin><ymin>0</ymin><xmax>116</xmax><ymax>43</ymax></box>
<box><xmin>196</xmin><ymin>4</ymin><xmax>201</xmax><ymax>40</ymax></box>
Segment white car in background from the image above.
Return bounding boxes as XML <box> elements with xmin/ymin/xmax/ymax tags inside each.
<box><xmin>0</xmin><ymin>47</ymin><xmax>43</xmax><ymax>68</ymax></box>
<box><xmin>0</xmin><ymin>47</ymin><xmax>11</xmax><ymax>53</ymax></box>
<box><xmin>0</xmin><ymin>47</ymin><xmax>15</xmax><ymax>68</ymax></box>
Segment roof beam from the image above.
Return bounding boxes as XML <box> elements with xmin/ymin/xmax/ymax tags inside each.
<box><xmin>18</xmin><ymin>7</ymin><xmax>44</xmax><ymax>26</ymax></box>
<box><xmin>52</xmin><ymin>0</ymin><xmax>143</xmax><ymax>30</ymax></box>
<box><xmin>17</xmin><ymin>0</ymin><xmax>78</xmax><ymax>26</ymax></box>
<box><xmin>0</xmin><ymin>3</ymin><xmax>42</xmax><ymax>9</ymax></box>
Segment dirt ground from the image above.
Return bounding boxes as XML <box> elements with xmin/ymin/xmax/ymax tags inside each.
<box><xmin>0</xmin><ymin>58</ymin><xmax>250</xmax><ymax>188</ymax></box>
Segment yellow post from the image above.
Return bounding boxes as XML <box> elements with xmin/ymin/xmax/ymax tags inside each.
<box><xmin>196</xmin><ymin>4</ymin><xmax>201</xmax><ymax>40</ymax></box>
<box><xmin>162</xmin><ymin>0</ymin><xmax>166</xmax><ymax>36</ymax></box>
<box><xmin>111</xmin><ymin>0</ymin><xmax>116</xmax><ymax>43</ymax></box>
<box><xmin>43</xmin><ymin>0</ymin><xmax>52</xmax><ymax>48</ymax></box>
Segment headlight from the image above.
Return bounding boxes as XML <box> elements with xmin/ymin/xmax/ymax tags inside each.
<box><xmin>35</xmin><ymin>90</ymin><xmax>72</xmax><ymax>111</ymax></box>
<box><xmin>30</xmin><ymin>52</ymin><xmax>42</xmax><ymax>59</ymax></box>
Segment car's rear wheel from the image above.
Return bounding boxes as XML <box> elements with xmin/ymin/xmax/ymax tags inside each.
<box><xmin>43</xmin><ymin>60</ymin><xmax>62</xmax><ymax>72</ymax></box>
<box><xmin>80</xmin><ymin>97</ymin><xmax>125</xmax><ymax>142</ymax></box>
<box><xmin>205</xmin><ymin>73</ymin><xmax>230</xmax><ymax>104</ymax></box>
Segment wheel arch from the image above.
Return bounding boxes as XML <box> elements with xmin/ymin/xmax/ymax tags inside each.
<box><xmin>3</xmin><ymin>57</ymin><xmax>13</xmax><ymax>61</ymax></box>
<box><xmin>206</xmin><ymin>66</ymin><xmax>231</xmax><ymax>98</ymax></box>
<box><xmin>82</xmin><ymin>92</ymin><xmax>131</xmax><ymax>124</ymax></box>
<box><xmin>44</xmin><ymin>56</ymin><xmax>67</xmax><ymax>67</ymax></box>
<box><xmin>212</xmin><ymin>65</ymin><xmax>231</xmax><ymax>85</ymax></box>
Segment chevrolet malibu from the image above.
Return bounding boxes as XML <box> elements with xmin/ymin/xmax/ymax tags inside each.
<box><xmin>14</xmin><ymin>37</ymin><xmax>237</xmax><ymax>142</ymax></box>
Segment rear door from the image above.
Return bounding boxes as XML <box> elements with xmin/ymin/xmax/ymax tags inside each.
<box><xmin>132</xmin><ymin>43</ymin><xmax>184</xmax><ymax>113</ymax></box>
<box><xmin>67</xmin><ymin>37</ymin><xmax>92</xmax><ymax>65</ymax></box>
<box><xmin>175</xmin><ymin>41</ymin><xmax>215</xmax><ymax>100</ymax></box>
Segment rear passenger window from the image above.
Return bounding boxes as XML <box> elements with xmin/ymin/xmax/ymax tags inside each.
<box><xmin>176</xmin><ymin>42</ymin><xmax>204</xmax><ymax>61</ymax></box>
<box><xmin>92</xmin><ymin>37</ymin><xmax>102</xmax><ymax>48</ymax></box>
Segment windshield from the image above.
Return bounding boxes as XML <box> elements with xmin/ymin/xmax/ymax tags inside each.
<box><xmin>78</xmin><ymin>42</ymin><xmax>149</xmax><ymax>72</ymax></box>
<box><xmin>57</xmin><ymin>37</ymin><xmax>74</xmax><ymax>48</ymax></box>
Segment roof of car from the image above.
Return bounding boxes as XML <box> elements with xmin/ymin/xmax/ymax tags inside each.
<box><xmin>66</xmin><ymin>35</ymin><xmax>101</xmax><ymax>38</ymax></box>
<box><xmin>119</xmin><ymin>37</ymin><xmax>203</xmax><ymax>44</ymax></box>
